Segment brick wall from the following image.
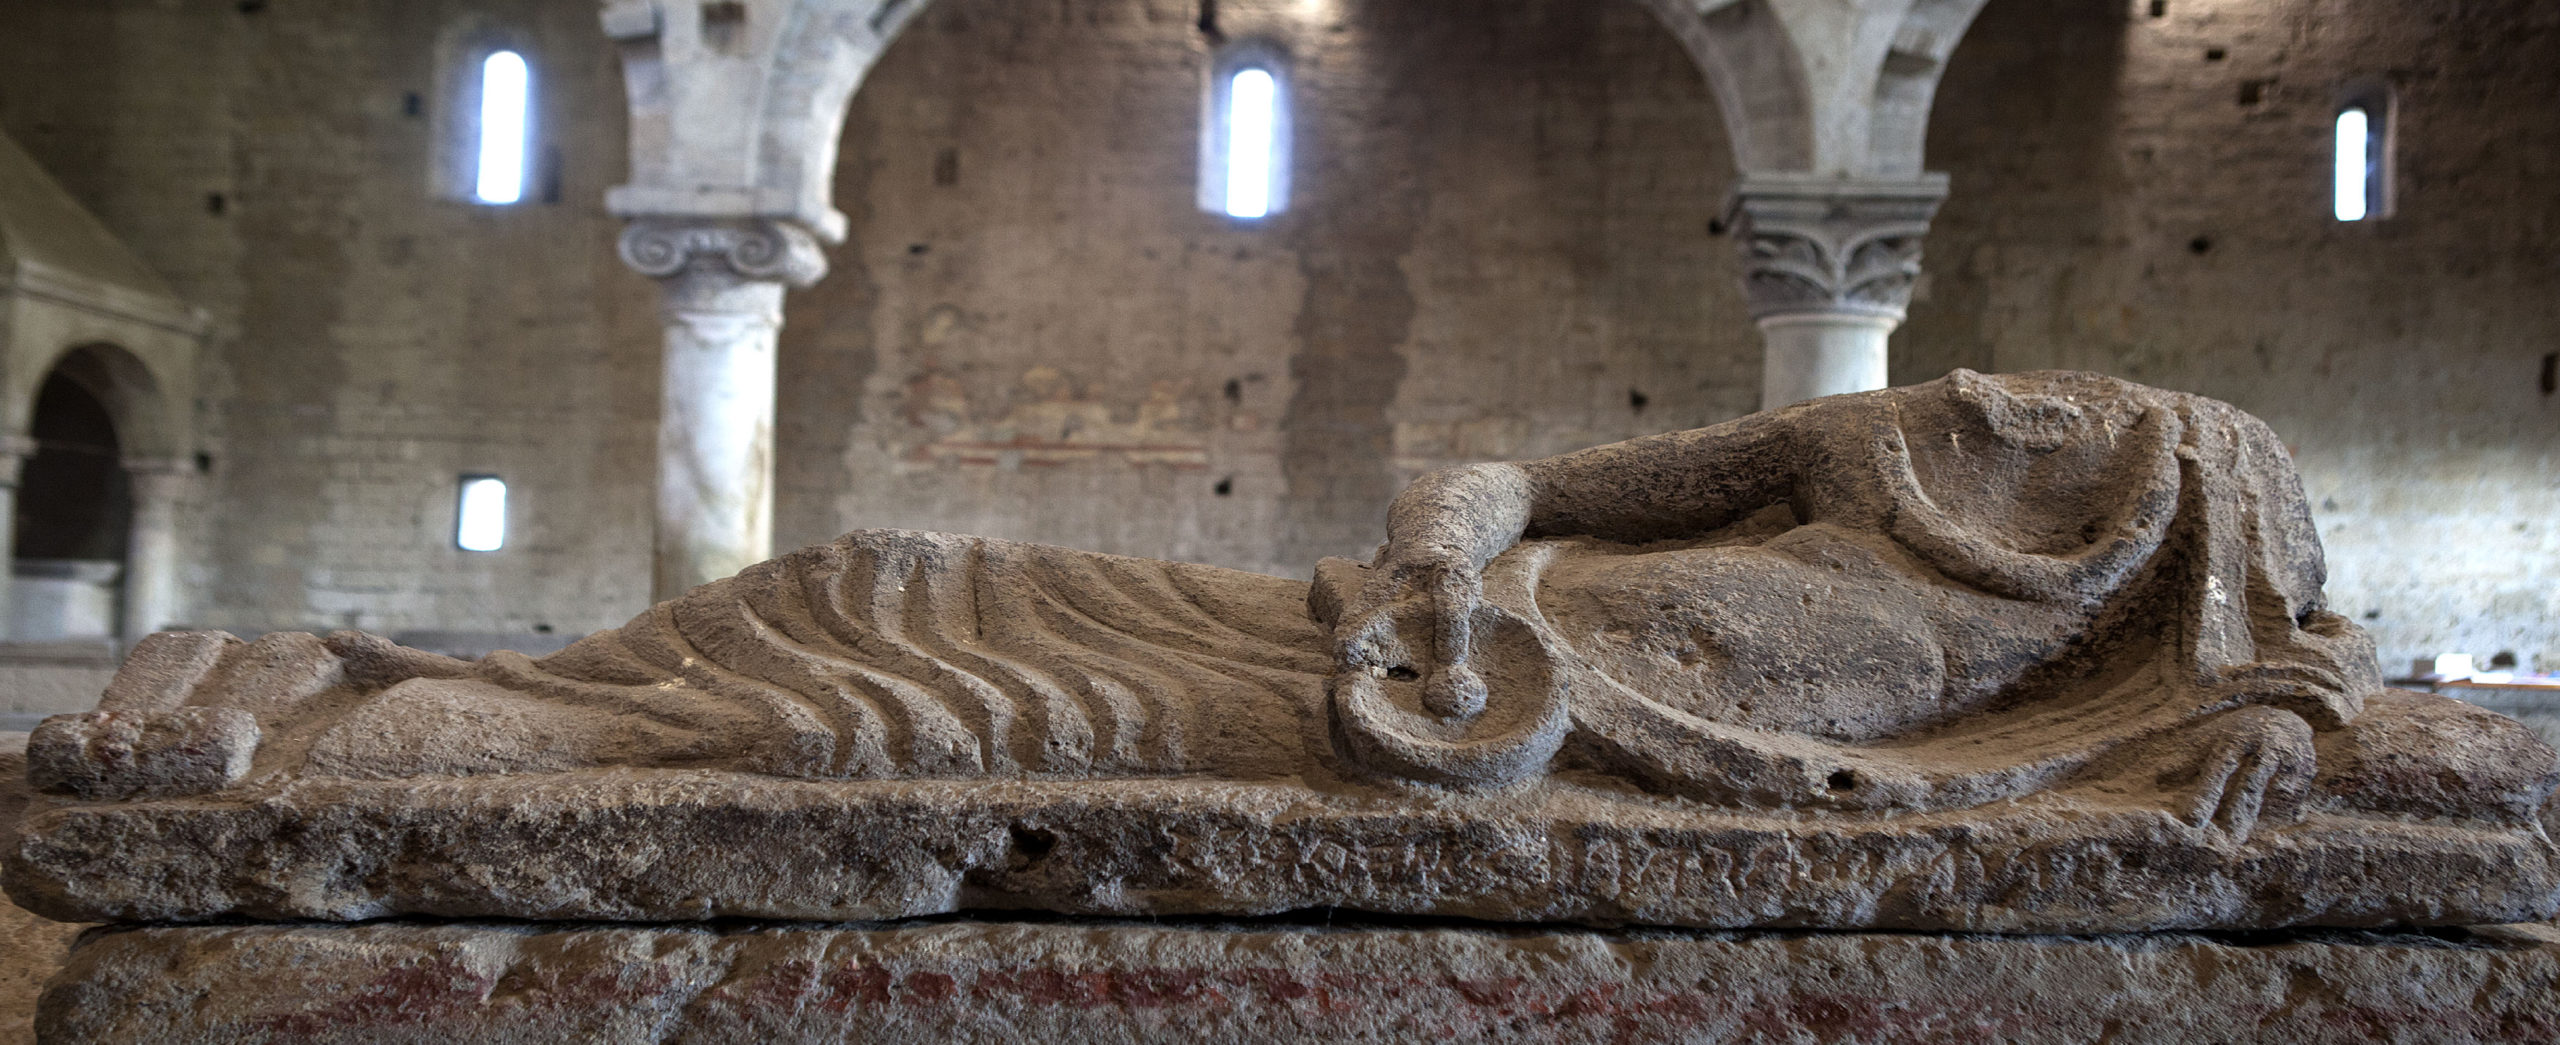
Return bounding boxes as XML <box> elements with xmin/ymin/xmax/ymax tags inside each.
<box><xmin>1916</xmin><ymin>0</ymin><xmax>2560</xmax><ymax>672</ymax></box>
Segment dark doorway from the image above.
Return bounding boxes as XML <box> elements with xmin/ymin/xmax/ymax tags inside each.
<box><xmin>14</xmin><ymin>372</ymin><xmax>131</xmax><ymax>563</ymax></box>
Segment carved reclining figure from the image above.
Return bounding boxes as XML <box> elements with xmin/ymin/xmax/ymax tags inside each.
<box><xmin>13</xmin><ymin>370</ymin><xmax>2556</xmax><ymax>932</ymax></box>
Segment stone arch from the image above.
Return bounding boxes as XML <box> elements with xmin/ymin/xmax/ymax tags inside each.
<box><xmin>14</xmin><ymin>363</ymin><xmax>128</xmax><ymax>565</ymax></box>
<box><xmin>2</xmin><ymin>340</ymin><xmax>191</xmax><ymax>639</ymax></box>
<box><xmin>15</xmin><ymin>340</ymin><xmax>174</xmax><ymax>461</ymax></box>
<box><xmin>604</xmin><ymin>0</ymin><xmax>935</xmax><ymax>245</ymax></box>
<box><xmin>1629</xmin><ymin>0</ymin><xmax>1818</xmax><ymax>174</ymax></box>
<box><xmin>1630</xmin><ymin>0</ymin><xmax>1991</xmax><ymax>180</ymax></box>
<box><xmin>1866</xmin><ymin>0</ymin><xmax>1992</xmax><ymax>178</ymax></box>
<box><xmin>7</xmin><ymin>344</ymin><xmax>149</xmax><ymax>640</ymax></box>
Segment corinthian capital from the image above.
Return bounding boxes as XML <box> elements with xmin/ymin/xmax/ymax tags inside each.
<box><xmin>1730</xmin><ymin>176</ymin><xmax>1948</xmax><ymax>322</ymax></box>
<box><xmin>617</xmin><ymin>219</ymin><xmax>830</xmax><ymax>288</ymax></box>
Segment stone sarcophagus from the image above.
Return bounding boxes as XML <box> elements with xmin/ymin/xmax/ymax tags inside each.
<box><xmin>10</xmin><ymin>371</ymin><xmax>2558</xmax><ymax>935</ymax></box>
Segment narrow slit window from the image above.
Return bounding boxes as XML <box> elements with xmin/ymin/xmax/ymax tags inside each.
<box><xmin>1200</xmin><ymin>47</ymin><xmax>1290</xmax><ymax>219</ymax></box>
<box><xmin>2333</xmin><ymin>107</ymin><xmax>2371</xmax><ymax>221</ymax></box>
<box><xmin>2331</xmin><ymin>82</ymin><xmax>2393</xmax><ymax>222</ymax></box>
<box><xmin>456</xmin><ymin>476</ymin><xmax>508</xmax><ymax>552</ymax></box>
<box><xmin>475</xmin><ymin>50</ymin><xmax>530</xmax><ymax>205</ymax></box>
<box><xmin>1226</xmin><ymin>69</ymin><xmax>1279</xmax><ymax>218</ymax></box>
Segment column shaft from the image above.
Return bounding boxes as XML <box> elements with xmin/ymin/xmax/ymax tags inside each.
<box><xmin>1757</xmin><ymin>314</ymin><xmax>1899</xmax><ymax>408</ymax></box>
<box><xmin>653</xmin><ymin>268</ymin><xmax>786</xmax><ymax>601</ymax></box>
<box><xmin>617</xmin><ymin>219</ymin><xmax>826</xmax><ymax>603</ymax></box>
<box><xmin>0</xmin><ymin>436</ymin><xmax>35</xmax><ymax>640</ymax></box>
<box><xmin>122</xmin><ymin>459</ymin><xmax>190</xmax><ymax>639</ymax></box>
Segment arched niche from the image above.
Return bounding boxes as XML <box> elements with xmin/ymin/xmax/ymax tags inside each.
<box><xmin>2</xmin><ymin>341</ymin><xmax>187</xmax><ymax>642</ymax></box>
<box><xmin>8</xmin><ymin>346</ymin><xmax>142</xmax><ymax>640</ymax></box>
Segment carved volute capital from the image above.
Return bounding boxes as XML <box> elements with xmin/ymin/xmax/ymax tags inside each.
<box><xmin>617</xmin><ymin>219</ymin><xmax>830</xmax><ymax>289</ymax></box>
<box><xmin>1730</xmin><ymin>177</ymin><xmax>1948</xmax><ymax>322</ymax></box>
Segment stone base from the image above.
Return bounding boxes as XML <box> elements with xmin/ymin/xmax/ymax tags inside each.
<box><xmin>38</xmin><ymin>918</ymin><xmax>2560</xmax><ymax>1043</ymax></box>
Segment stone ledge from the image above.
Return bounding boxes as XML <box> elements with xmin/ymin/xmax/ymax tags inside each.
<box><xmin>38</xmin><ymin>918</ymin><xmax>2560</xmax><ymax>1044</ymax></box>
<box><xmin>16</xmin><ymin>771</ymin><xmax>2558</xmax><ymax>931</ymax></box>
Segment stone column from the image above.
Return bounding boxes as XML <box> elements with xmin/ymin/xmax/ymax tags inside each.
<box><xmin>618</xmin><ymin>219</ymin><xmax>828</xmax><ymax>601</ymax></box>
<box><xmin>0</xmin><ymin>434</ymin><xmax>35</xmax><ymax>638</ymax></box>
<box><xmin>1732</xmin><ymin>177</ymin><xmax>1948</xmax><ymax>410</ymax></box>
<box><xmin>121</xmin><ymin>456</ymin><xmax>191</xmax><ymax>639</ymax></box>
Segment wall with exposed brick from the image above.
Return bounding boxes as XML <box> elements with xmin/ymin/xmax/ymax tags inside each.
<box><xmin>1913</xmin><ymin>0</ymin><xmax>2560</xmax><ymax>674</ymax></box>
<box><xmin>0</xmin><ymin>0</ymin><xmax>2549</xmax><ymax>676</ymax></box>
<box><xmin>778</xmin><ymin>0</ymin><xmax>1745</xmax><ymax>579</ymax></box>
<box><xmin>0</xmin><ymin>0</ymin><xmax>660</xmax><ymax>638</ymax></box>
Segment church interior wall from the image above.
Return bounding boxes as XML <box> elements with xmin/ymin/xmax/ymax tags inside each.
<box><xmin>0</xmin><ymin>0</ymin><xmax>2546</xmax><ymax>678</ymax></box>
<box><xmin>1914</xmin><ymin>0</ymin><xmax>2560</xmax><ymax>675</ymax></box>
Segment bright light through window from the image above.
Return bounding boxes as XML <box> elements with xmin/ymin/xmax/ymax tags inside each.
<box><xmin>2334</xmin><ymin>107</ymin><xmax>2370</xmax><ymax>222</ymax></box>
<box><xmin>457</xmin><ymin>476</ymin><xmax>508</xmax><ymax>552</ymax></box>
<box><xmin>476</xmin><ymin>51</ymin><xmax>530</xmax><ymax>205</ymax></box>
<box><xmin>1225</xmin><ymin>68</ymin><xmax>1278</xmax><ymax>219</ymax></box>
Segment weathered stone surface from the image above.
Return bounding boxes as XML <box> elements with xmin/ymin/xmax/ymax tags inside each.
<box><xmin>0</xmin><ymin>733</ymin><xmax>88</xmax><ymax>1044</ymax></box>
<box><xmin>25</xmin><ymin>707</ymin><xmax>257</xmax><ymax>801</ymax></box>
<box><xmin>0</xmin><ymin>894</ymin><xmax>80</xmax><ymax>1043</ymax></box>
<box><xmin>12</xmin><ymin>773</ymin><xmax>2560</xmax><ymax>933</ymax></box>
<box><xmin>40</xmin><ymin>918</ymin><xmax>2560</xmax><ymax>1044</ymax></box>
<box><xmin>11</xmin><ymin>373</ymin><xmax>2558</xmax><ymax>931</ymax></box>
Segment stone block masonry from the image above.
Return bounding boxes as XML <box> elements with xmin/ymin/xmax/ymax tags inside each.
<box><xmin>37</xmin><ymin>918</ymin><xmax>2560</xmax><ymax>1044</ymax></box>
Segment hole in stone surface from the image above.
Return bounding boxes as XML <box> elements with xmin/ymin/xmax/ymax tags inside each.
<box><xmin>2148</xmin><ymin>0</ymin><xmax>2166</xmax><ymax>16</ymax></box>
<box><xmin>402</xmin><ymin>92</ymin><xmax>423</xmax><ymax>118</ymax></box>
<box><xmin>194</xmin><ymin>453</ymin><xmax>214</xmax><ymax>473</ymax></box>
<box><xmin>1008</xmin><ymin>825</ymin><xmax>1058</xmax><ymax>867</ymax></box>
<box><xmin>2490</xmin><ymin>651</ymin><xmax>2519</xmax><ymax>670</ymax></box>
<box><xmin>908</xmin><ymin>243</ymin><xmax>929</xmax><ymax>255</ymax></box>
<box><xmin>701</xmin><ymin>2</ymin><xmax>746</xmax><ymax>50</ymax></box>
<box><xmin>1628</xmin><ymin>388</ymin><xmax>1649</xmax><ymax>412</ymax></box>
<box><xmin>2188</xmin><ymin>236</ymin><xmax>2213</xmax><ymax>254</ymax></box>
<box><xmin>236</xmin><ymin>0</ymin><xmax>266</xmax><ymax>13</ymax></box>
<box><xmin>206</xmin><ymin>193</ymin><xmax>227</xmax><ymax>216</ymax></box>
<box><xmin>2541</xmin><ymin>352</ymin><xmax>2556</xmax><ymax>395</ymax></box>
<box><xmin>1826</xmin><ymin>769</ymin><xmax>1859</xmax><ymax>792</ymax></box>
<box><xmin>2362</xmin><ymin>609</ymin><xmax>2381</xmax><ymax>620</ymax></box>
<box><xmin>534</xmin><ymin>623</ymin><xmax>555</xmax><ymax>634</ymax></box>
<box><xmin>1223</xmin><ymin>378</ymin><xmax>1244</xmax><ymax>403</ymax></box>
<box><xmin>1386</xmin><ymin>665</ymin><xmax>1421</xmax><ymax>682</ymax></box>
<box><xmin>1213</xmin><ymin>477</ymin><xmax>1234</xmax><ymax>497</ymax></box>
<box><xmin>2204</xmin><ymin>47</ymin><xmax>2227</xmax><ymax>61</ymax></box>
<box><xmin>2237</xmin><ymin>79</ymin><xmax>2268</xmax><ymax>106</ymax></box>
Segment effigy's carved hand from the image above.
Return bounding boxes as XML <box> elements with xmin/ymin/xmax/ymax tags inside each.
<box><xmin>1333</xmin><ymin>547</ymin><xmax>1489</xmax><ymax>719</ymax></box>
<box><xmin>1328</xmin><ymin>462</ymin><xmax>1537</xmax><ymax>721</ymax></box>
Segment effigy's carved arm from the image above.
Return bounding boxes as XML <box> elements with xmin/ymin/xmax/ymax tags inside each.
<box><xmin>1334</xmin><ymin>408</ymin><xmax>1811</xmax><ymax>718</ymax></box>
